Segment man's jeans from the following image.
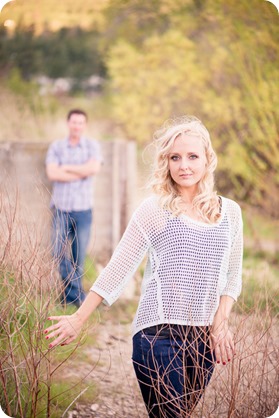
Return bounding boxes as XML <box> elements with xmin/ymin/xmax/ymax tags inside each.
<box><xmin>132</xmin><ymin>325</ymin><xmax>215</xmax><ymax>418</ymax></box>
<box><xmin>52</xmin><ymin>208</ymin><xmax>92</xmax><ymax>306</ymax></box>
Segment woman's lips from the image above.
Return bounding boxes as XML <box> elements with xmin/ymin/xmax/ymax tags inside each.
<box><xmin>179</xmin><ymin>174</ymin><xmax>193</xmax><ymax>178</ymax></box>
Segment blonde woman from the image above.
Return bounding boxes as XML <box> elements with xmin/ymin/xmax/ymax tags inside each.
<box><xmin>45</xmin><ymin>116</ymin><xmax>243</xmax><ymax>417</ymax></box>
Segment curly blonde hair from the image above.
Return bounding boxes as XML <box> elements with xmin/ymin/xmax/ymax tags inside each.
<box><xmin>148</xmin><ymin>115</ymin><xmax>221</xmax><ymax>223</ymax></box>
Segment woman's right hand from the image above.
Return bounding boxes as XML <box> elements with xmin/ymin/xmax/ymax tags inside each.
<box><xmin>44</xmin><ymin>291</ymin><xmax>104</xmax><ymax>349</ymax></box>
<box><xmin>44</xmin><ymin>312</ymin><xmax>84</xmax><ymax>348</ymax></box>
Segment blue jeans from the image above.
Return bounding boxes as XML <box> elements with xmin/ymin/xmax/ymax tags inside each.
<box><xmin>132</xmin><ymin>325</ymin><xmax>215</xmax><ymax>418</ymax></box>
<box><xmin>52</xmin><ymin>208</ymin><xmax>92</xmax><ymax>306</ymax></box>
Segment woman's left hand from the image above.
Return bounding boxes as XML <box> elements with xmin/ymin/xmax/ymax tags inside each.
<box><xmin>210</xmin><ymin>316</ymin><xmax>235</xmax><ymax>365</ymax></box>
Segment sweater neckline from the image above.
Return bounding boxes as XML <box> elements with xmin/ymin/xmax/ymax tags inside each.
<box><xmin>179</xmin><ymin>196</ymin><xmax>227</xmax><ymax>227</ymax></box>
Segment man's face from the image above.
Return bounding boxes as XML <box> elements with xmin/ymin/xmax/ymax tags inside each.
<box><xmin>67</xmin><ymin>113</ymin><xmax>87</xmax><ymax>138</ymax></box>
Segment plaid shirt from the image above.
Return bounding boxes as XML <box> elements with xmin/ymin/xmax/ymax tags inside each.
<box><xmin>46</xmin><ymin>137</ymin><xmax>102</xmax><ymax>211</ymax></box>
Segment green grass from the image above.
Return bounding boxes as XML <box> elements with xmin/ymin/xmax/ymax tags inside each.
<box><xmin>84</xmin><ymin>255</ymin><xmax>99</xmax><ymax>291</ymax></box>
<box><xmin>242</xmin><ymin>207</ymin><xmax>279</xmax><ymax>242</ymax></box>
<box><xmin>32</xmin><ymin>378</ymin><xmax>97</xmax><ymax>418</ymax></box>
<box><xmin>1</xmin><ymin>212</ymin><xmax>278</xmax><ymax>417</ymax></box>
<box><xmin>238</xmin><ymin>254</ymin><xmax>279</xmax><ymax>315</ymax></box>
<box><xmin>102</xmin><ymin>298</ymin><xmax>138</xmax><ymax>326</ymax></box>
<box><xmin>0</xmin><ymin>267</ymin><xmax>100</xmax><ymax>418</ymax></box>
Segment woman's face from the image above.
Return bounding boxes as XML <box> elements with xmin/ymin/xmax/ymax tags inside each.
<box><xmin>168</xmin><ymin>134</ymin><xmax>207</xmax><ymax>194</ymax></box>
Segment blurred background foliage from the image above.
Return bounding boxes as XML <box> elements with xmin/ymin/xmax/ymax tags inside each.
<box><xmin>0</xmin><ymin>3</ymin><xmax>278</xmax><ymax>416</ymax></box>
<box><xmin>0</xmin><ymin>0</ymin><xmax>278</xmax><ymax>217</ymax></box>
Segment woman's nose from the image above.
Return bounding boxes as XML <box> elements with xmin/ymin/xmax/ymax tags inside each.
<box><xmin>179</xmin><ymin>157</ymin><xmax>190</xmax><ymax>170</ymax></box>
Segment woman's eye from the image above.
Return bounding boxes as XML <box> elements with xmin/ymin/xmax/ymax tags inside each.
<box><xmin>170</xmin><ymin>155</ymin><xmax>179</xmax><ymax>161</ymax></box>
<box><xmin>189</xmin><ymin>154</ymin><xmax>198</xmax><ymax>159</ymax></box>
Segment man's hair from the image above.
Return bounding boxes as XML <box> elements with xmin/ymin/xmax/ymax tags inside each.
<box><xmin>67</xmin><ymin>109</ymin><xmax>88</xmax><ymax>121</ymax></box>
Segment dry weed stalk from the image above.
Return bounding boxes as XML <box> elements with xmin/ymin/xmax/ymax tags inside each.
<box><xmin>195</xmin><ymin>308</ymin><xmax>278</xmax><ymax>417</ymax></box>
<box><xmin>1</xmin><ymin>180</ymin><xmax>278</xmax><ymax>417</ymax></box>
<box><xmin>0</xmin><ymin>182</ymin><xmax>96</xmax><ymax>417</ymax></box>
<box><xmin>131</xmin><ymin>310</ymin><xmax>278</xmax><ymax>417</ymax></box>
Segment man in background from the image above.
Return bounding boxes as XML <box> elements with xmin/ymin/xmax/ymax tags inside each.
<box><xmin>46</xmin><ymin>109</ymin><xmax>102</xmax><ymax>307</ymax></box>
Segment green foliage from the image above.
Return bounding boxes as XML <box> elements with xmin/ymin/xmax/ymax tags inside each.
<box><xmin>105</xmin><ymin>0</ymin><xmax>279</xmax><ymax>216</ymax></box>
<box><xmin>0</xmin><ymin>267</ymin><xmax>97</xmax><ymax>417</ymax></box>
<box><xmin>238</xmin><ymin>255</ymin><xmax>279</xmax><ymax>315</ymax></box>
<box><xmin>6</xmin><ymin>68</ymin><xmax>42</xmax><ymax>115</ymax></box>
<box><xmin>0</xmin><ymin>0</ymin><xmax>278</xmax><ymax>215</ymax></box>
<box><xmin>84</xmin><ymin>255</ymin><xmax>99</xmax><ymax>289</ymax></box>
<box><xmin>0</xmin><ymin>25</ymin><xmax>106</xmax><ymax>81</ymax></box>
<box><xmin>36</xmin><ymin>27</ymin><xmax>106</xmax><ymax>79</ymax></box>
<box><xmin>108</xmin><ymin>30</ymin><xmax>207</xmax><ymax>141</ymax></box>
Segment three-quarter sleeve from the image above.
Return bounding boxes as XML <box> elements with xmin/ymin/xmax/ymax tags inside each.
<box><xmin>221</xmin><ymin>203</ymin><xmax>243</xmax><ymax>300</ymax></box>
<box><xmin>90</xmin><ymin>211</ymin><xmax>150</xmax><ymax>305</ymax></box>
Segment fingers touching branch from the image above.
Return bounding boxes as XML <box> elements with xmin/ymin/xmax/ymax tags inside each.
<box><xmin>44</xmin><ymin>313</ymin><xmax>84</xmax><ymax>348</ymax></box>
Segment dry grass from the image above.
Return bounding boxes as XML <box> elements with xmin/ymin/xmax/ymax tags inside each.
<box><xmin>0</xmin><ymin>82</ymin><xmax>113</xmax><ymax>144</ymax></box>
<box><xmin>128</xmin><ymin>311</ymin><xmax>278</xmax><ymax>418</ymax></box>
<box><xmin>194</xmin><ymin>311</ymin><xmax>278</xmax><ymax>417</ymax></box>
<box><xmin>0</xmin><ymin>182</ymin><xmax>98</xmax><ymax>417</ymax></box>
<box><xmin>0</xmin><ymin>181</ymin><xmax>278</xmax><ymax>417</ymax></box>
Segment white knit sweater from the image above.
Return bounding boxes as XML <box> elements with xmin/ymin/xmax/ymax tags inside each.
<box><xmin>91</xmin><ymin>195</ymin><xmax>243</xmax><ymax>336</ymax></box>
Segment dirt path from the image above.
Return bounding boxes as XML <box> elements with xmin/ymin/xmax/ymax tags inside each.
<box><xmin>66</xmin><ymin>322</ymin><xmax>147</xmax><ymax>418</ymax></box>
<box><xmin>62</xmin><ymin>311</ymin><xmax>278</xmax><ymax>418</ymax></box>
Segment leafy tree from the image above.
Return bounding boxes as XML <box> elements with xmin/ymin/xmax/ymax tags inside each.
<box><xmin>106</xmin><ymin>0</ymin><xmax>279</xmax><ymax>215</ymax></box>
<box><xmin>107</xmin><ymin>29</ymin><xmax>207</xmax><ymax>141</ymax></box>
<box><xmin>0</xmin><ymin>25</ymin><xmax>39</xmax><ymax>78</ymax></box>
<box><xmin>0</xmin><ymin>0</ymin><xmax>278</xmax><ymax>214</ymax></box>
<box><xmin>0</xmin><ymin>26</ymin><xmax>106</xmax><ymax>80</ymax></box>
